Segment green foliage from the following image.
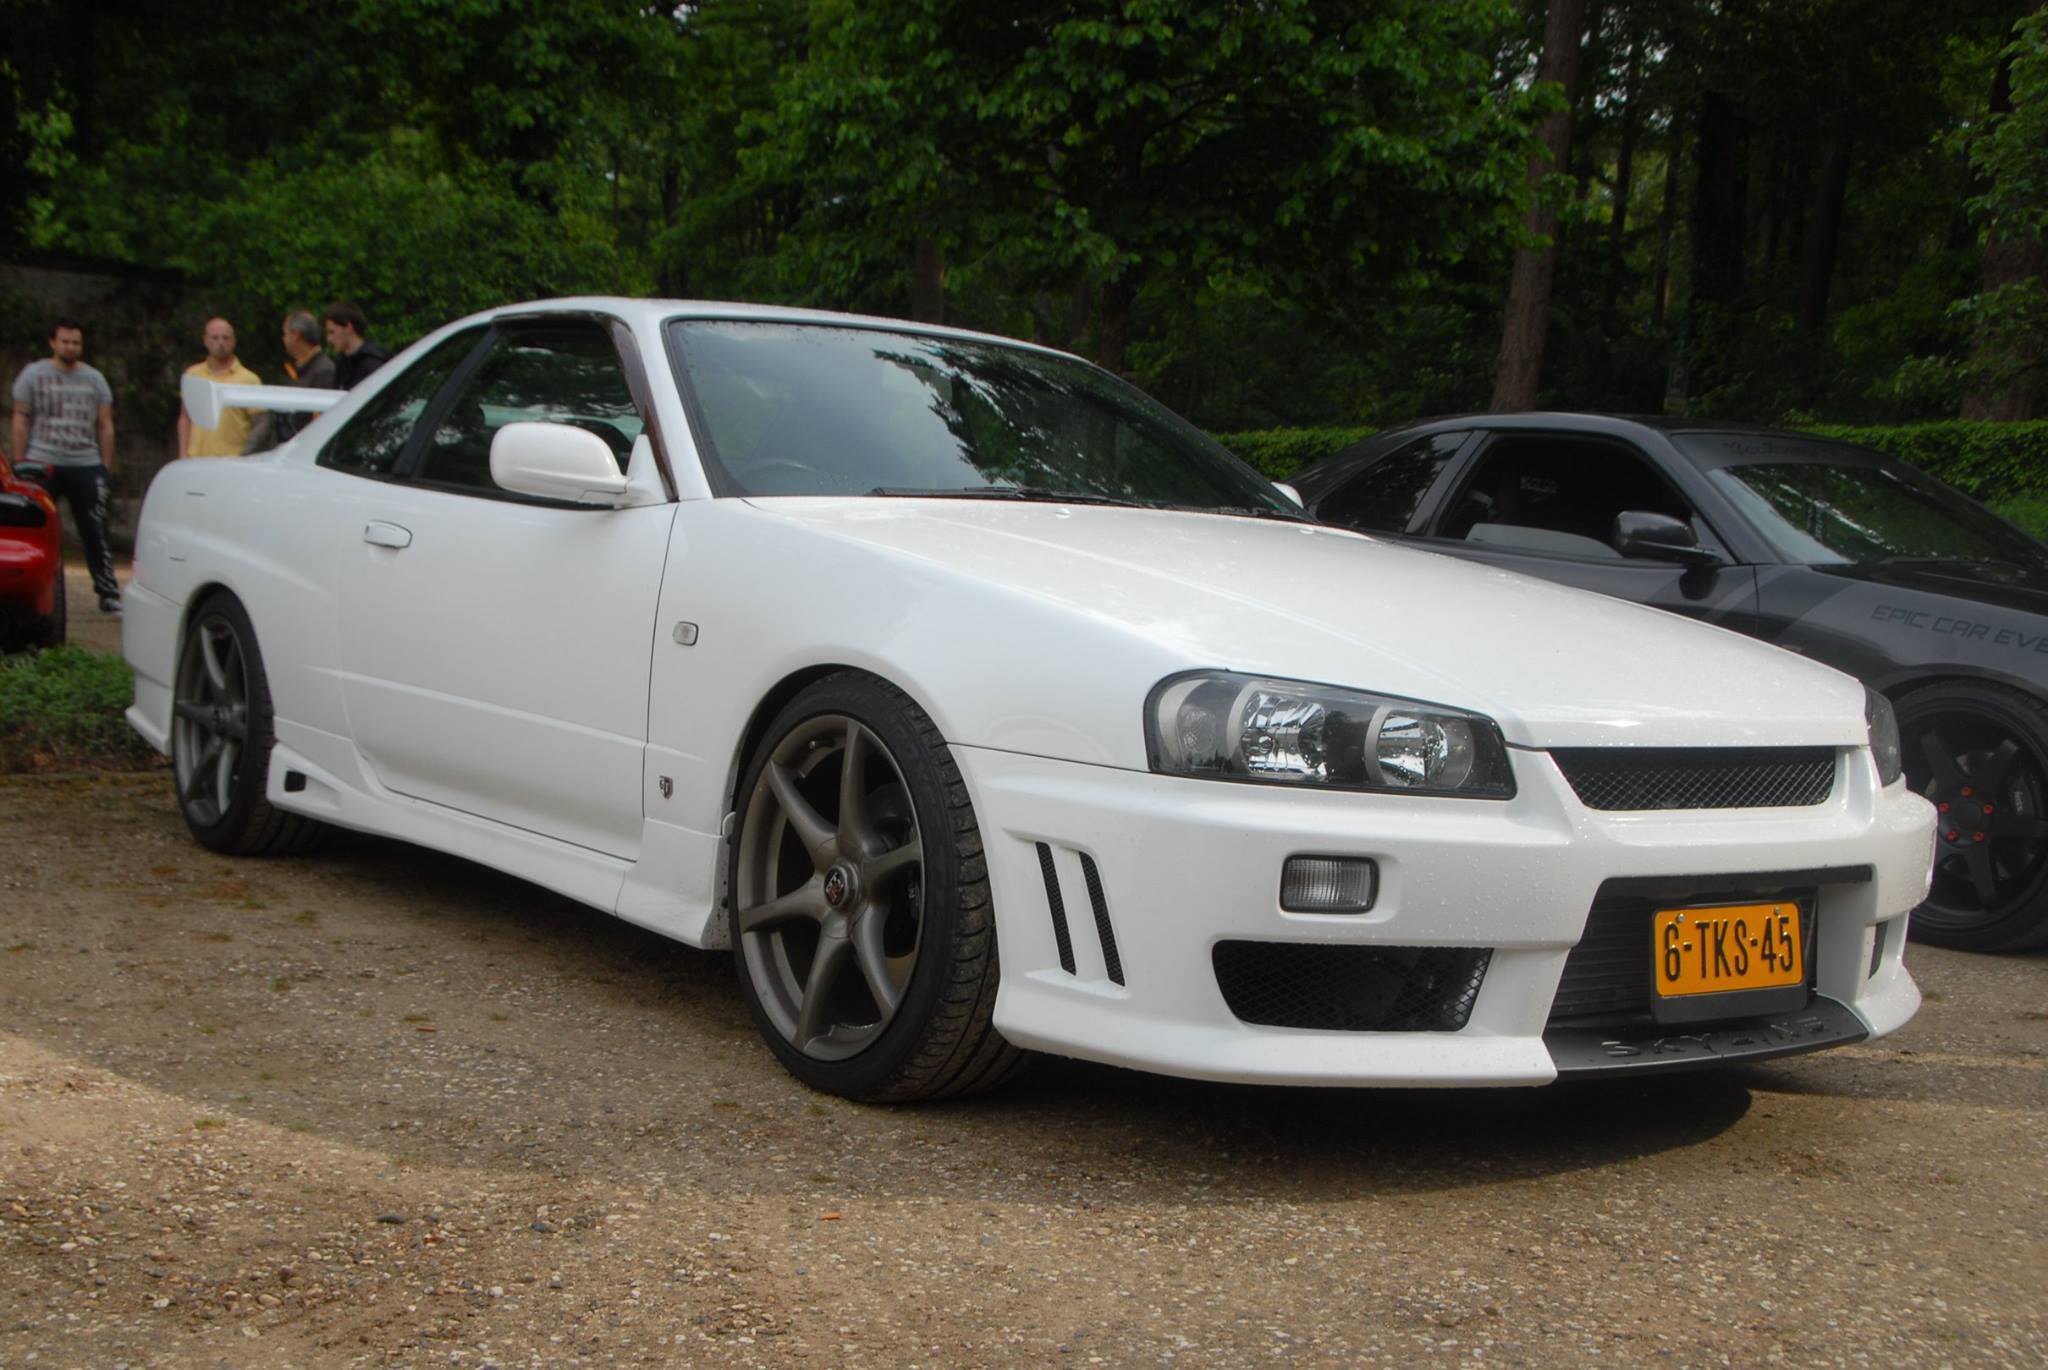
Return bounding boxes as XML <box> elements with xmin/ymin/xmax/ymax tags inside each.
<box><xmin>0</xmin><ymin>646</ymin><xmax>157</xmax><ymax>768</ymax></box>
<box><xmin>1801</xmin><ymin>421</ymin><xmax>2048</xmax><ymax>501</ymax></box>
<box><xmin>1214</xmin><ymin>426</ymin><xmax>1375</xmax><ymax>480</ymax></box>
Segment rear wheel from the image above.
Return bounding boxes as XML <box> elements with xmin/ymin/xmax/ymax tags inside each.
<box><xmin>729</xmin><ymin>673</ymin><xmax>1022</xmax><ymax>1101</ymax></box>
<box><xmin>1897</xmin><ymin>680</ymin><xmax>2048</xmax><ymax>952</ymax></box>
<box><xmin>172</xmin><ymin>593</ymin><xmax>328</xmax><ymax>855</ymax></box>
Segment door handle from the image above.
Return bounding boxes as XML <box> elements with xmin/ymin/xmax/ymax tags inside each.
<box><xmin>363</xmin><ymin>521</ymin><xmax>413</xmax><ymax>549</ymax></box>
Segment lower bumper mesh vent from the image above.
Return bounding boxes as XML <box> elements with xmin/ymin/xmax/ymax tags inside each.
<box><xmin>1213</xmin><ymin>942</ymin><xmax>1490</xmax><ymax>1032</ymax></box>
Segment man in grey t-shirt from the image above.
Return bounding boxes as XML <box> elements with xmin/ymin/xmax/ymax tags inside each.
<box><xmin>9</xmin><ymin>318</ymin><xmax>121</xmax><ymax>611</ymax></box>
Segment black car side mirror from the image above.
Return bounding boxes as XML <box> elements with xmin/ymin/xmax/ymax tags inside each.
<box><xmin>1612</xmin><ymin>510</ymin><xmax>1723</xmax><ymax>567</ymax></box>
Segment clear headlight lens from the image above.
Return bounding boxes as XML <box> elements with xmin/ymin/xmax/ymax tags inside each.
<box><xmin>1147</xmin><ymin>672</ymin><xmax>1515</xmax><ymax>798</ymax></box>
<box><xmin>1866</xmin><ymin>688</ymin><xmax>1903</xmax><ymax>786</ymax></box>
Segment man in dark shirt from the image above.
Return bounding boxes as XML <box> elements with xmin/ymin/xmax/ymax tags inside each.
<box><xmin>323</xmin><ymin>301</ymin><xmax>392</xmax><ymax>389</ymax></box>
<box><xmin>244</xmin><ymin>310</ymin><xmax>341</xmax><ymax>452</ymax></box>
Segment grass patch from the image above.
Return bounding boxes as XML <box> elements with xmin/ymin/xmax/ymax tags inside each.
<box><xmin>193</xmin><ymin>1116</ymin><xmax>224</xmax><ymax>1130</ymax></box>
<box><xmin>0</xmin><ymin>646</ymin><xmax>159</xmax><ymax>771</ymax></box>
<box><xmin>294</xmin><ymin>910</ymin><xmax>319</xmax><ymax>924</ymax></box>
<box><xmin>1993</xmin><ymin>494</ymin><xmax>2048</xmax><ymax>542</ymax></box>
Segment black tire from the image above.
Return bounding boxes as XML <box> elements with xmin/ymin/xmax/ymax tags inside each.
<box><xmin>1896</xmin><ymin>679</ymin><xmax>2048</xmax><ymax>952</ymax></box>
<box><xmin>728</xmin><ymin>672</ymin><xmax>1023</xmax><ymax>1102</ymax></box>
<box><xmin>171</xmin><ymin>593</ymin><xmax>329</xmax><ymax>856</ymax></box>
<box><xmin>32</xmin><ymin>566</ymin><xmax>65</xmax><ymax>649</ymax></box>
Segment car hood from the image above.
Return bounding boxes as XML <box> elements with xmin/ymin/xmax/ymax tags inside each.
<box><xmin>747</xmin><ymin>499</ymin><xmax>1868</xmax><ymax>750</ymax></box>
<box><xmin>1816</xmin><ymin>560</ymin><xmax>2048</xmax><ymax>618</ymax></box>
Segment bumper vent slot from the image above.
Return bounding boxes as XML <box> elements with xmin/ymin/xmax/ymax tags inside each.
<box><xmin>1551</xmin><ymin>747</ymin><xmax>1835</xmax><ymax>811</ymax></box>
<box><xmin>1213</xmin><ymin>943</ymin><xmax>1490</xmax><ymax>1032</ymax></box>
<box><xmin>1034</xmin><ymin>842</ymin><xmax>1076</xmax><ymax>975</ymax></box>
<box><xmin>1078</xmin><ymin>852</ymin><xmax>1124</xmax><ymax>986</ymax></box>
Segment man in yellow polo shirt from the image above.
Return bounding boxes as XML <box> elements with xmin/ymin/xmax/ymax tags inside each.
<box><xmin>177</xmin><ymin>317</ymin><xmax>261</xmax><ymax>457</ymax></box>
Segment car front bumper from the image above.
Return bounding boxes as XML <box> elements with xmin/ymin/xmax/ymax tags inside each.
<box><xmin>957</xmin><ymin>743</ymin><xmax>1932</xmax><ymax>1087</ymax></box>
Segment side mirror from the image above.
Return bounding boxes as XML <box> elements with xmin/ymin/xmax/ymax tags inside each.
<box><xmin>490</xmin><ymin>422</ymin><xmax>631</xmax><ymax>505</ymax></box>
<box><xmin>1612</xmin><ymin>510</ymin><xmax>1722</xmax><ymax>567</ymax></box>
<box><xmin>1273</xmin><ymin>481</ymin><xmax>1305</xmax><ymax>508</ymax></box>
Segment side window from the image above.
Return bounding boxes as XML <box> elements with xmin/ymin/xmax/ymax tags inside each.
<box><xmin>1435</xmin><ymin>436</ymin><xmax>1698</xmax><ymax>560</ymax></box>
<box><xmin>317</xmin><ymin>329</ymin><xmax>482</xmax><ymax>478</ymax></box>
<box><xmin>414</xmin><ymin>321</ymin><xmax>644</xmax><ymax>494</ymax></box>
<box><xmin>1315</xmin><ymin>432</ymin><xmax>1467</xmax><ymax>534</ymax></box>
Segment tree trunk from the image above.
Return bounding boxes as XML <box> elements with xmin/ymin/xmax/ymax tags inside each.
<box><xmin>1602</xmin><ymin>34</ymin><xmax>1643</xmax><ymax>330</ymax></box>
<box><xmin>909</xmin><ymin>237</ymin><xmax>945</xmax><ymax>324</ymax></box>
<box><xmin>1798</xmin><ymin>138</ymin><xmax>1851</xmax><ymax>335</ymax></box>
<box><xmin>1690</xmin><ymin>90</ymin><xmax>1752</xmax><ymax>309</ymax></box>
<box><xmin>1490</xmin><ymin>0</ymin><xmax>1589</xmax><ymax>411</ymax></box>
<box><xmin>1095</xmin><ymin>275</ymin><xmax>1137</xmax><ymax>376</ymax></box>
<box><xmin>1650</xmin><ymin>144</ymin><xmax>1679</xmax><ymax>330</ymax></box>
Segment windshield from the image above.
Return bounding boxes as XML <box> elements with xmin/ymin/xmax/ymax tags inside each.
<box><xmin>668</xmin><ymin>319</ymin><xmax>1295</xmax><ymax>513</ymax></box>
<box><xmin>1676</xmin><ymin>433</ymin><xmax>2048</xmax><ymax>572</ymax></box>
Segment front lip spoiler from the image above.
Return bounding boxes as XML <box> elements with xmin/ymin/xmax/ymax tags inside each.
<box><xmin>1545</xmin><ymin>994</ymin><xmax>1867</xmax><ymax>1077</ymax></box>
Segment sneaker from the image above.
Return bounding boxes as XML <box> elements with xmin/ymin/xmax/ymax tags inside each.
<box><xmin>99</xmin><ymin>595</ymin><xmax>122</xmax><ymax>615</ymax></box>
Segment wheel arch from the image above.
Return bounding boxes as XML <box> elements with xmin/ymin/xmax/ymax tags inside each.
<box><xmin>720</xmin><ymin>662</ymin><xmax>955</xmax><ymax>825</ymax></box>
<box><xmin>1870</xmin><ymin>663</ymin><xmax>2047</xmax><ymax>705</ymax></box>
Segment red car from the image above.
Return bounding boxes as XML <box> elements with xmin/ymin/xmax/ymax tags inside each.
<box><xmin>0</xmin><ymin>455</ymin><xmax>64</xmax><ymax>650</ymax></box>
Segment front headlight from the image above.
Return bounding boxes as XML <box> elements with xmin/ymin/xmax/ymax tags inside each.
<box><xmin>1146</xmin><ymin>671</ymin><xmax>1515</xmax><ymax>798</ymax></box>
<box><xmin>1866</xmin><ymin>688</ymin><xmax>1903</xmax><ymax>786</ymax></box>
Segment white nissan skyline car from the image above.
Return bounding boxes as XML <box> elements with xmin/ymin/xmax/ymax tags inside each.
<box><xmin>127</xmin><ymin>298</ymin><xmax>1934</xmax><ymax>1101</ymax></box>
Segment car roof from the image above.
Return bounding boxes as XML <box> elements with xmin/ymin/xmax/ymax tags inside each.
<box><xmin>464</xmin><ymin>296</ymin><xmax>1090</xmax><ymax>367</ymax></box>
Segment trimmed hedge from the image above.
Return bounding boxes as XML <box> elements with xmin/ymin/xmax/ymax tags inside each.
<box><xmin>1214</xmin><ymin>426</ymin><xmax>1373</xmax><ymax>482</ymax></box>
<box><xmin>1217</xmin><ymin>419</ymin><xmax>2048</xmax><ymax>504</ymax></box>
<box><xmin>1800</xmin><ymin>422</ymin><xmax>2048</xmax><ymax>503</ymax></box>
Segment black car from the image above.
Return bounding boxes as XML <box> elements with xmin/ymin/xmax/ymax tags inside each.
<box><xmin>1290</xmin><ymin>414</ymin><xmax>2048</xmax><ymax>952</ymax></box>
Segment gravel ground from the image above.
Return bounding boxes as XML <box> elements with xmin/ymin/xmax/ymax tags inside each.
<box><xmin>1</xmin><ymin>767</ymin><xmax>2044</xmax><ymax>1368</ymax></box>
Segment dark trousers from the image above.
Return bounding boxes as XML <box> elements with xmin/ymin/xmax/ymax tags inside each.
<box><xmin>47</xmin><ymin>464</ymin><xmax>119</xmax><ymax>600</ymax></box>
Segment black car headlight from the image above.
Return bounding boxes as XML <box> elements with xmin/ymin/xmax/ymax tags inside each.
<box><xmin>1146</xmin><ymin>671</ymin><xmax>1515</xmax><ymax>798</ymax></box>
<box><xmin>0</xmin><ymin>492</ymin><xmax>46</xmax><ymax>528</ymax></box>
<box><xmin>1866</xmin><ymin>688</ymin><xmax>1903</xmax><ymax>786</ymax></box>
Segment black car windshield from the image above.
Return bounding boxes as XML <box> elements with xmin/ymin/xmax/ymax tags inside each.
<box><xmin>668</xmin><ymin>319</ymin><xmax>1296</xmax><ymax>513</ymax></box>
<box><xmin>1677</xmin><ymin>433</ymin><xmax>2048</xmax><ymax>572</ymax></box>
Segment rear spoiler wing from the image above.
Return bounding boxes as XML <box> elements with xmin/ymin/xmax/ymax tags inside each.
<box><xmin>181</xmin><ymin>373</ymin><xmax>344</xmax><ymax>430</ymax></box>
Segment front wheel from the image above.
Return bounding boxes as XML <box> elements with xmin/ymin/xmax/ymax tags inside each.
<box><xmin>1897</xmin><ymin>680</ymin><xmax>2048</xmax><ymax>952</ymax></box>
<box><xmin>728</xmin><ymin>673</ymin><xmax>1023</xmax><ymax>1101</ymax></box>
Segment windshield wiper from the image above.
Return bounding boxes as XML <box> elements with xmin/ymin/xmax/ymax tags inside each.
<box><xmin>868</xmin><ymin>485</ymin><xmax>1149</xmax><ymax>508</ymax></box>
<box><xmin>1206</xmin><ymin>503</ymin><xmax>1315</xmax><ymax>524</ymax></box>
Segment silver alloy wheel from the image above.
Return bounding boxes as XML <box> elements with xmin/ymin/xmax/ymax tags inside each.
<box><xmin>734</xmin><ymin>713</ymin><xmax>925</xmax><ymax>1061</ymax></box>
<box><xmin>172</xmin><ymin>612</ymin><xmax>251</xmax><ymax>828</ymax></box>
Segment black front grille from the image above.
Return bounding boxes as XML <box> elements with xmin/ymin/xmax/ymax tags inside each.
<box><xmin>1551</xmin><ymin>747</ymin><xmax>1835</xmax><ymax>811</ymax></box>
<box><xmin>1214</xmin><ymin>942</ymin><xmax>1490</xmax><ymax>1032</ymax></box>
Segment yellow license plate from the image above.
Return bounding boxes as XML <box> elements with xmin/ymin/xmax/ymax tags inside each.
<box><xmin>1653</xmin><ymin>902</ymin><xmax>1804</xmax><ymax>997</ymax></box>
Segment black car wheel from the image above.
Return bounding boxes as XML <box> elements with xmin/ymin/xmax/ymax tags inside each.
<box><xmin>729</xmin><ymin>672</ymin><xmax>1023</xmax><ymax>1101</ymax></box>
<box><xmin>1896</xmin><ymin>680</ymin><xmax>2048</xmax><ymax>952</ymax></box>
<box><xmin>171</xmin><ymin>593</ymin><xmax>329</xmax><ymax>856</ymax></box>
